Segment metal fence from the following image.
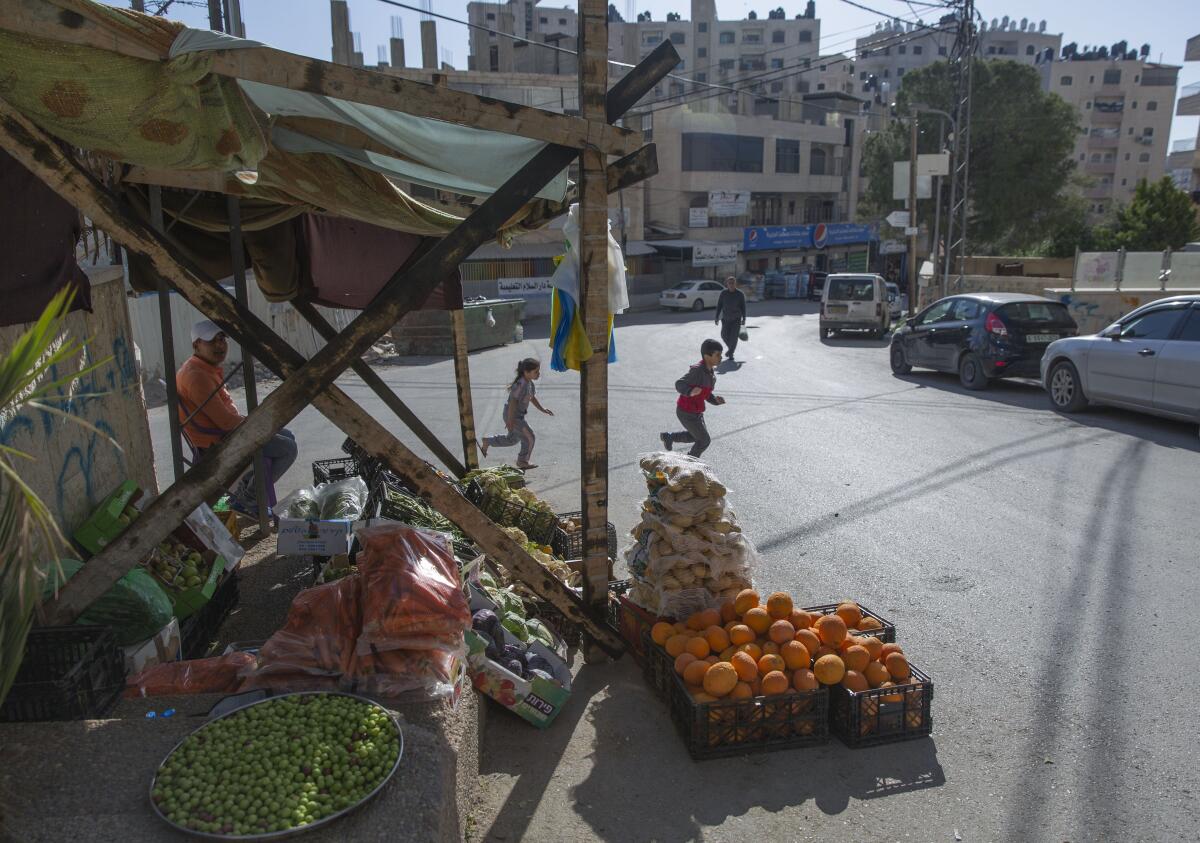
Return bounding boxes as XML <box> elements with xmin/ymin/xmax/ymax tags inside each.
<box><xmin>1072</xmin><ymin>249</ymin><xmax>1200</xmax><ymax>291</ymax></box>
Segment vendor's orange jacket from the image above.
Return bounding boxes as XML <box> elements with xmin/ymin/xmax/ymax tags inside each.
<box><xmin>176</xmin><ymin>356</ymin><xmax>242</xmax><ymax>449</ymax></box>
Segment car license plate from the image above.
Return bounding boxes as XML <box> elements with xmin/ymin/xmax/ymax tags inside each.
<box><xmin>828</xmin><ymin>305</ymin><xmax>847</xmax><ymax>314</ymax></box>
<box><xmin>1026</xmin><ymin>333</ymin><xmax>1058</xmax><ymax>343</ymax></box>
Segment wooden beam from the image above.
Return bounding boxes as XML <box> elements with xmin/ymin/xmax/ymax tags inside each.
<box><xmin>449</xmin><ymin>309</ymin><xmax>479</xmax><ymax>472</ymax></box>
<box><xmin>606</xmin><ymin>144</ymin><xmax>659</xmax><ymax>194</ymax></box>
<box><xmin>291</xmin><ymin>298</ymin><xmax>467</xmax><ymax>478</ymax></box>
<box><xmin>123</xmin><ymin>166</ymin><xmax>236</xmax><ymax>194</ymax></box>
<box><xmin>3</xmin><ymin>0</ymin><xmax>641</xmax><ymax>157</ymax></box>
<box><xmin>577</xmin><ymin>0</ymin><xmax>611</xmax><ymax>663</ymax></box>
<box><xmin>0</xmin><ymin>100</ymin><xmax>623</xmax><ymax>654</ymax></box>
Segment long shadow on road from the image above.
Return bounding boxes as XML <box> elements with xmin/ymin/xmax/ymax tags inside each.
<box><xmin>1000</xmin><ymin>440</ymin><xmax>1148</xmax><ymax>841</ymax></box>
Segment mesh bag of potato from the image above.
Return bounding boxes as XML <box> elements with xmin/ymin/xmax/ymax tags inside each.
<box><xmin>624</xmin><ymin>454</ymin><xmax>757</xmax><ymax>617</ymax></box>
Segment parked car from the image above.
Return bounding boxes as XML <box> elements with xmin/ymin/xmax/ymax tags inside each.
<box><xmin>885</xmin><ymin>282</ymin><xmax>903</xmax><ymax>322</ymax></box>
<box><xmin>659</xmin><ymin>280</ymin><xmax>724</xmax><ymax>311</ymax></box>
<box><xmin>1041</xmin><ymin>295</ymin><xmax>1200</xmax><ymax>425</ymax></box>
<box><xmin>820</xmin><ymin>274</ymin><xmax>891</xmax><ymax>339</ymax></box>
<box><xmin>890</xmin><ymin>293</ymin><xmax>1078</xmax><ymax>390</ymax></box>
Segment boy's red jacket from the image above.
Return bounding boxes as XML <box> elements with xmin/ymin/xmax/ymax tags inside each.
<box><xmin>675</xmin><ymin>361</ymin><xmax>717</xmax><ymax>414</ymax></box>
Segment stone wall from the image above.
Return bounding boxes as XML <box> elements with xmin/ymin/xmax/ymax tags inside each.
<box><xmin>958</xmin><ymin>256</ymin><xmax>1074</xmax><ymax>278</ymax></box>
<box><xmin>1043</xmin><ymin>288</ymin><xmax>1200</xmax><ymax>335</ymax></box>
<box><xmin>0</xmin><ymin>267</ymin><xmax>157</xmax><ymax>533</ymax></box>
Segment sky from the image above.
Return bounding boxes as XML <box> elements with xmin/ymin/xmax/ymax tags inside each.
<box><xmin>159</xmin><ymin>0</ymin><xmax>1198</xmax><ymax>145</ymax></box>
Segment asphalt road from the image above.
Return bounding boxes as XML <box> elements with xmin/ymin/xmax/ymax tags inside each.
<box><xmin>149</xmin><ymin>299</ymin><xmax>1200</xmax><ymax>842</ymax></box>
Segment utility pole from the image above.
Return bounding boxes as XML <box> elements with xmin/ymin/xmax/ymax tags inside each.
<box><xmin>907</xmin><ymin>112</ymin><xmax>918</xmax><ymax>315</ymax></box>
<box><xmin>931</xmin><ymin>118</ymin><xmax>944</xmax><ymax>300</ymax></box>
<box><xmin>206</xmin><ymin>0</ymin><xmax>223</xmax><ymax>33</ymax></box>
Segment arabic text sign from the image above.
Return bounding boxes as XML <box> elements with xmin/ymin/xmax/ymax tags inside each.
<box><xmin>497</xmin><ymin>277</ymin><xmax>554</xmax><ymax>298</ymax></box>
<box><xmin>691</xmin><ymin>243</ymin><xmax>738</xmax><ymax>267</ymax></box>
<box><xmin>708</xmin><ymin>190</ymin><xmax>750</xmax><ymax>217</ymax></box>
<box><xmin>742</xmin><ymin>223</ymin><xmax>877</xmax><ymax>252</ymax></box>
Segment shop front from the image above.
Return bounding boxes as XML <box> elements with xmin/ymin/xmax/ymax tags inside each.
<box><xmin>740</xmin><ymin>222</ymin><xmax>878</xmax><ymax>276</ymax></box>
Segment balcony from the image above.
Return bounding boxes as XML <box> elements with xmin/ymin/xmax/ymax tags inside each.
<box><xmin>1178</xmin><ymin>81</ymin><xmax>1200</xmax><ymax>117</ymax></box>
<box><xmin>1087</xmin><ymin>133</ymin><xmax>1120</xmax><ymax>149</ymax></box>
<box><xmin>1085</xmin><ymin>159</ymin><xmax>1117</xmax><ymax>175</ymax></box>
<box><xmin>1085</xmin><ymin>184</ymin><xmax>1113</xmax><ymax>200</ymax></box>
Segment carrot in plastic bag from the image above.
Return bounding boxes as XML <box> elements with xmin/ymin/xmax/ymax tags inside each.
<box><xmin>252</xmin><ymin>574</ymin><xmax>362</xmax><ymax>678</ymax></box>
<box><xmin>126</xmin><ymin>652</ymin><xmax>256</xmax><ymax>698</ymax></box>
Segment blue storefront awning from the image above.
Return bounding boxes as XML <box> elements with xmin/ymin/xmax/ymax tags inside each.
<box><xmin>742</xmin><ymin>222</ymin><xmax>878</xmax><ymax>252</ymax></box>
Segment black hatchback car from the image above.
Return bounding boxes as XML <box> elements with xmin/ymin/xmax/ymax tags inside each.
<box><xmin>889</xmin><ymin>293</ymin><xmax>1079</xmax><ymax>390</ymax></box>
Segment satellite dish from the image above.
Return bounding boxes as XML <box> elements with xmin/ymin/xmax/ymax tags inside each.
<box><xmin>1001</xmin><ymin>15</ymin><xmax>1009</xmax><ymax>29</ymax></box>
<box><xmin>1039</xmin><ymin>20</ymin><xmax>1046</xmax><ymax>33</ymax></box>
<box><xmin>1020</xmin><ymin>18</ymin><xmax>1028</xmax><ymax>31</ymax></box>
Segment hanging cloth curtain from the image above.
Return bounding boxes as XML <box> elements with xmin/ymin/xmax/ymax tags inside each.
<box><xmin>547</xmin><ymin>204</ymin><xmax>629</xmax><ymax>372</ymax></box>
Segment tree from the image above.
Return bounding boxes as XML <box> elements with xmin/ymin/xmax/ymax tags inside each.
<box><xmin>858</xmin><ymin>59</ymin><xmax>1080</xmax><ymax>254</ymax></box>
<box><xmin>1109</xmin><ymin>177</ymin><xmax>1200</xmax><ymax>251</ymax></box>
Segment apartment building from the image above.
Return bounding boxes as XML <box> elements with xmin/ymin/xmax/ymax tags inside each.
<box><xmin>1045</xmin><ymin>56</ymin><xmax>1179</xmax><ymax>218</ymax></box>
<box><xmin>852</xmin><ymin>15</ymin><xmax>1061</xmax><ymax>100</ymax></box>
<box><xmin>1166</xmin><ymin>34</ymin><xmax>1200</xmax><ymax>199</ymax></box>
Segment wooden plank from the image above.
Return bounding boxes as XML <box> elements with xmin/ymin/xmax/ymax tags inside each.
<box><xmin>3</xmin><ymin>0</ymin><xmax>641</xmax><ymax>157</ymax></box>
<box><xmin>291</xmin><ymin>299</ymin><xmax>467</xmax><ymax>477</ymax></box>
<box><xmin>449</xmin><ymin>309</ymin><xmax>480</xmax><ymax>472</ymax></box>
<box><xmin>577</xmin><ymin>0</ymin><xmax>611</xmax><ymax>663</ymax></box>
<box><xmin>123</xmin><ymin>167</ymin><xmax>235</xmax><ymax>194</ymax></box>
<box><xmin>0</xmin><ymin>99</ymin><xmax>625</xmax><ymax>653</ymax></box>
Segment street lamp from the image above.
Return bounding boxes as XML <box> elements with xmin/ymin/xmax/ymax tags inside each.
<box><xmin>910</xmin><ymin>102</ymin><xmax>958</xmax><ymax>299</ymax></box>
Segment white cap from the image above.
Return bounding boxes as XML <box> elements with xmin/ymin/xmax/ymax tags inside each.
<box><xmin>191</xmin><ymin>320</ymin><xmax>225</xmax><ymax>343</ymax></box>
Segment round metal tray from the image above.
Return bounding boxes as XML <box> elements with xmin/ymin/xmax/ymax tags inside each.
<box><xmin>149</xmin><ymin>691</ymin><xmax>404</xmax><ymax>840</ymax></box>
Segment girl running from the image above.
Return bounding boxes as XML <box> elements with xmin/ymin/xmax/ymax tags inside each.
<box><xmin>480</xmin><ymin>358</ymin><xmax>553</xmax><ymax>469</ymax></box>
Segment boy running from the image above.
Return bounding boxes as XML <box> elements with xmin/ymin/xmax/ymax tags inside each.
<box><xmin>659</xmin><ymin>339</ymin><xmax>726</xmax><ymax>458</ymax></box>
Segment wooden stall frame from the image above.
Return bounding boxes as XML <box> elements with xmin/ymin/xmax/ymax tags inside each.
<box><xmin>0</xmin><ymin>35</ymin><xmax>678</xmax><ymax>652</ymax></box>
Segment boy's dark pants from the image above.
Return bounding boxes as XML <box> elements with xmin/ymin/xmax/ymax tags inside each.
<box><xmin>667</xmin><ymin>409</ymin><xmax>711</xmax><ymax>457</ymax></box>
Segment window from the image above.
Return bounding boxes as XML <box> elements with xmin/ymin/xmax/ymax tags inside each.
<box><xmin>670</xmin><ymin>32</ymin><xmax>685</xmax><ymax>44</ymax></box>
<box><xmin>918</xmin><ymin>300</ymin><xmax>955</xmax><ymax>324</ymax></box>
<box><xmin>1147</xmin><ymin>101</ymin><xmax>1158</xmax><ymax>111</ymax></box>
<box><xmin>1144</xmin><ymin>127</ymin><xmax>1154</xmax><ymax>137</ymax></box>
<box><xmin>744</xmin><ymin>31</ymin><xmax>762</xmax><ymax>43</ymax></box>
<box><xmin>1132</xmin><ymin>101</ymin><xmax>1138</xmax><ymax>109</ymax></box>
<box><xmin>775</xmin><ymin>138</ymin><xmax>800</xmax><ymax>173</ymax></box>
<box><xmin>489</xmin><ymin>45</ymin><xmax>498</xmax><ymax>71</ymax></box>
<box><xmin>1120</xmin><ymin>308</ymin><xmax>1186</xmax><ymax>340</ymax></box>
<box><xmin>696</xmin><ymin>72</ymin><xmax>706</xmax><ymax>82</ymax></box>
<box><xmin>816</xmin><ymin>83</ymin><xmax>825</xmax><ymax>90</ymax></box>
<box><xmin>698</xmin><ymin>22</ymin><xmax>708</xmax><ymax>33</ymax></box>
<box><xmin>1060</xmin><ymin>75</ymin><xmax>1073</xmax><ymax>86</ymax></box>
<box><xmin>1085</xmin><ymin>101</ymin><xmax>1091</xmax><ymax>109</ymax></box>
<box><xmin>1089</xmin><ymin>75</ymin><xmax>1095</xmax><ymax>84</ymax></box>
<box><xmin>1121</xmin><ymin>178</ymin><xmax>1127</xmax><ymax>185</ymax></box>
<box><xmin>809</xmin><ymin>147</ymin><xmax>827</xmax><ymax>175</ymax></box>
<box><xmin>913</xmin><ymin>45</ymin><xmax>923</xmax><ymax>55</ymax></box>
<box><xmin>641</xmin><ymin>113</ymin><xmax>653</xmax><ymax>141</ymax></box>
<box><xmin>559</xmin><ymin>18</ymin><xmax>567</xmax><ymax>25</ymax></box>
<box><xmin>1090</xmin><ymin>153</ymin><xmax>1101</xmax><ymax>162</ymax></box>
<box><xmin>539</xmin><ymin>16</ymin><xmax>547</xmax><ymax>24</ymax></box>
<box><xmin>883</xmin><ymin>69</ymin><xmax>890</xmax><ymax>78</ymax></box>
<box><xmin>486</xmin><ymin>12</ymin><xmax>495</xmax><ymax>20</ymax></box>
<box><xmin>881</xmin><ymin>47</ymin><xmax>890</xmax><ymax>55</ymax></box>
<box><xmin>644</xmin><ymin>33</ymin><xmax>662</xmax><ymax>44</ymax></box>
<box><xmin>1175</xmin><ymin>310</ymin><xmax>1200</xmax><ymax>342</ymax></box>
<box><xmin>1097</xmin><ymin>204</ymin><xmax>1105</xmax><ymax>214</ymax></box>
<box><xmin>1124</xmin><ymin>153</ymin><xmax>1130</xmax><ymax>160</ymax></box>
<box><xmin>1079</xmin><ymin>153</ymin><xmax>1086</xmax><ymax>161</ymax></box>
<box><xmin>699</xmin><ymin>282</ymin><xmax>723</xmax><ymax>291</ymax></box>
<box><xmin>938</xmin><ymin>46</ymin><xmax>947</xmax><ymax>56</ymax></box>
<box><xmin>897</xmin><ymin>67</ymin><xmax>905</xmax><ymax>76</ymax></box>
<box><xmin>898</xmin><ymin>45</ymin><xmax>907</xmax><ymax>55</ymax></box>
<box><xmin>772</xmin><ymin>30</ymin><xmax>785</xmax><ymax>43</ymax></box>
<box><xmin>771</xmin><ymin>81</ymin><xmax>782</xmax><ymax>92</ymax></box>
<box><xmin>1026</xmin><ymin>44</ymin><xmax>1035</xmax><ymax>55</ymax></box>
<box><xmin>827</xmin><ymin>278</ymin><xmax>876</xmax><ymax>301</ymax></box>
<box><xmin>799</xmin><ymin>30</ymin><xmax>812</xmax><ymax>43</ymax></box>
<box><xmin>1103</xmin><ymin>69</ymin><xmax>1122</xmax><ymax>85</ymax></box>
<box><xmin>771</xmin><ymin>58</ymin><xmax>783</xmax><ymax>69</ymax></box>
<box><xmin>681</xmin><ymin>132</ymin><xmax>764</xmax><ymax>172</ymax></box>
<box><xmin>987</xmin><ymin>46</ymin><xmax>996</xmax><ymax>54</ymax></box>
<box><xmin>859</xmin><ymin>71</ymin><xmax>868</xmax><ymax>80</ymax></box>
<box><xmin>698</xmin><ymin>47</ymin><xmax>707</xmax><ymax>57</ymax></box>
<box><xmin>1139</xmin><ymin>153</ymin><xmax>1151</xmax><ymax>162</ymax></box>
<box><xmin>719</xmin><ymin>31</ymin><xmax>734</xmax><ymax>44</ymax></box>
<box><xmin>719</xmin><ymin>58</ymin><xmax>734</xmax><ymax>70</ymax></box>
<box><xmin>951</xmin><ymin>299</ymin><xmax>982</xmax><ymax>320</ymax></box>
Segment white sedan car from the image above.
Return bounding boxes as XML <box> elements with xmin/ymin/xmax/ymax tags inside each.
<box><xmin>659</xmin><ymin>280</ymin><xmax>726</xmax><ymax>311</ymax></box>
<box><xmin>1041</xmin><ymin>295</ymin><xmax>1200</xmax><ymax>427</ymax></box>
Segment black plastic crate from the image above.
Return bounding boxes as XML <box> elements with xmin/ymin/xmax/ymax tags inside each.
<box><xmin>802</xmin><ymin>602</ymin><xmax>897</xmax><ymax>644</ymax></box>
<box><xmin>828</xmin><ymin>664</ymin><xmax>933</xmax><ymax>748</ymax></box>
<box><xmin>179</xmin><ymin>569</ymin><xmax>241</xmax><ymax>659</ymax></box>
<box><xmin>530</xmin><ymin>580</ymin><xmax>629</xmax><ymax>650</ymax></box>
<box><xmin>644</xmin><ymin>632</ymin><xmax>829</xmax><ymax>760</ymax></box>
<box><xmin>341</xmin><ymin>437</ymin><xmax>381</xmax><ymax>486</ymax></box>
<box><xmin>369</xmin><ymin>474</ymin><xmax>474</xmax><ymax>558</ymax></box>
<box><xmin>552</xmin><ymin>511</ymin><xmax>617</xmax><ymax>560</ymax></box>
<box><xmin>476</xmin><ymin>491</ymin><xmax>558</xmax><ymax>545</ymax></box>
<box><xmin>312</xmin><ymin>456</ymin><xmax>359</xmax><ymax>486</ymax></box>
<box><xmin>1</xmin><ymin>626</ymin><xmax>126</xmax><ymax>722</ymax></box>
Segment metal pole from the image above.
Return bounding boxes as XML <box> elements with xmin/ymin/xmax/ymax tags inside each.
<box><xmin>227</xmin><ymin>197</ymin><xmax>270</xmax><ymax>532</ymax></box>
<box><xmin>206</xmin><ymin>0</ymin><xmax>223</xmax><ymax>33</ymax></box>
<box><xmin>931</xmin><ymin>118</ymin><xmax>944</xmax><ymax>301</ymax></box>
<box><xmin>151</xmin><ymin>186</ymin><xmax>185</xmax><ymax>483</ymax></box>
<box><xmin>907</xmin><ymin>114</ymin><xmax>918</xmax><ymax>314</ymax></box>
<box><xmin>943</xmin><ymin>119</ymin><xmax>958</xmax><ymax>298</ymax></box>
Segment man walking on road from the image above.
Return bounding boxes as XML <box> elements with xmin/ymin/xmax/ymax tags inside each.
<box><xmin>715</xmin><ymin>275</ymin><xmax>747</xmax><ymax>360</ymax></box>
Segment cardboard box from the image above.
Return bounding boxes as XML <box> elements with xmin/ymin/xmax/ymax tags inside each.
<box><xmin>122</xmin><ymin>618</ymin><xmax>181</xmax><ymax>676</ymax></box>
<box><xmin>73</xmin><ymin>480</ymin><xmax>142</xmax><ymax>556</ymax></box>
<box><xmin>465</xmin><ymin>629</ymin><xmax>571</xmax><ymax>728</ymax></box>
<box><xmin>276</xmin><ymin>518</ymin><xmax>359</xmax><ymax>557</ymax></box>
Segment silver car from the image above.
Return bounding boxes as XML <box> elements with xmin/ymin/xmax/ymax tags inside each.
<box><xmin>1041</xmin><ymin>295</ymin><xmax>1200</xmax><ymax>427</ymax></box>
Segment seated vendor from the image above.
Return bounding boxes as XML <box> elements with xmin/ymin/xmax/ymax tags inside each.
<box><xmin>177</xmin><ymin>319</ymin><xmax>298</xmax><ymax>514</ymax></box>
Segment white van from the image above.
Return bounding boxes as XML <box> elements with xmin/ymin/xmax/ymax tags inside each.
<box><xmin>820</xmin><ymin>273</ymin><xmax>891</xmax><ymax>339</ymax></box>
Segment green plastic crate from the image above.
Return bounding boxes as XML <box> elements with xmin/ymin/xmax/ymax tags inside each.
<box><xmin>72</xmin><ymin>480</ymin><xmax>142</xmax><ymax>557</ymax></box>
